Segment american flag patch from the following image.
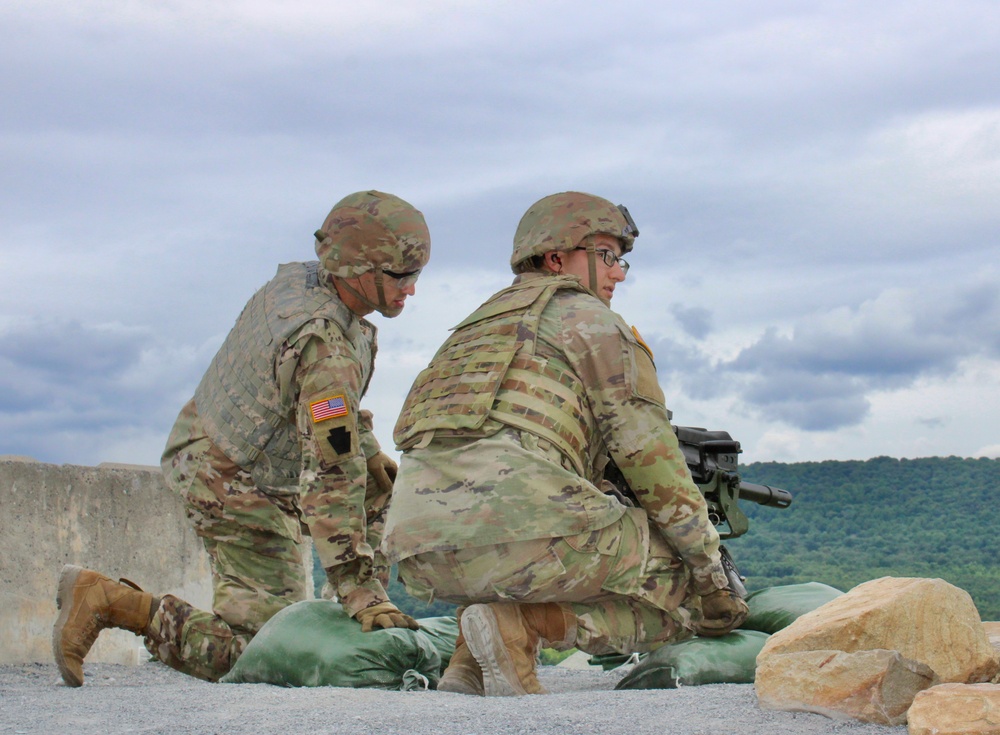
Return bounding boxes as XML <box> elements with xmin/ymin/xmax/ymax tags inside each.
<box><xmin>310</xmin><ymin>395</ymin><xmax>348</xmax><ymax>423</ymax></box>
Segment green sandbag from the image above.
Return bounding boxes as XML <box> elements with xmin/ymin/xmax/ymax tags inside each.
<box><xmin>588</xmin><ymin>652</ymin><xmax>634</xmax><ymax>671</ymax></box>
<box><xmin>410</xmin><ymin>615</ymin><xmax>459</xmax><ymax>667</ymax></box>
<box><xmin>220</xmin><ymin>600</ymin><xmax>442</xmax><ymax>690</ymax></box>
<box><xmin>614</xmin><ymin>630</ymin><xmax>770</xmax><ymax>690</ymax></box>
<box><xmin>742</xmin><ymin>582</ymin><xmax>844</xmax><ymax>634</ymax></box>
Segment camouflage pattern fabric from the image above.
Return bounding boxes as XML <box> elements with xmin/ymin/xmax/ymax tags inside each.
<box><xmin>397</xmin><ymin>506</ymin><xmax>706</xmax><ymax>655</ymax></box>
<box><xmin>383</xmin><ymin>272</ymin><xmax>729</xmax><ymax>650</ymax></box>
<box><xmin>386</xmin><ymin>427</ymin><xmax>625</xmax><ymax>551</ymax></box>
<box><xmin>393</xmin><ymin>276</ymin><xmax>595</xmax><ymax>473</ymax></box>
<box><xmin>193</xmin><ymin>261</ymin><xmax>362</xmax><ymax>491</ymax></box>
<box><xmin>316</xmin><ymin>190</ymin><xmax>431</xmax><ymax>279</ymax></box>
<box><xmin>510</xmin><ymin>191</ymin><xmax>636</xmax><ymax>269</ymax></box>
<box><xmin>153</xmin><ymin>273</ymin><xmax>393</xmax><ymax>680</ymax></box>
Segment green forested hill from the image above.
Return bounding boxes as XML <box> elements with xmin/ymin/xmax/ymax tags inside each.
<box><xmin>317</xmin><ymin>456</ymin><xmax>1000</xmax><ymax>621</ymax></box>
<box><xmin>732</xmin><ymin>455</ymin><xmax>1000</xmax><ymax>620</ymax></box>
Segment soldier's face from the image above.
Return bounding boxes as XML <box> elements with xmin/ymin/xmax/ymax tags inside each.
<box><xmin>339</xmin><ymin>270</ymin><xmax>416</xmax><ymax>317</ymax></box>
<box><xmin>558</xmin><ymin>233</ymin><xmax>627</xmax><ymax>302</ymax></box>
<box><xmin>370</xmin><ymin>269</ymin><xmax>415</xmax><ymax>317</ymax></box>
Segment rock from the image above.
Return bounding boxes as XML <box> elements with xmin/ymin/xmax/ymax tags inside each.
<box><xmin>907</xmin><ymin>683</ymin><xmax>1000</xmax><ymax>735</ymax></box>
<box><xmin>986</xmin><ymin>622</ymin><xmax>1000</xmax><ymax>683</ymax></box>
<box><xmin>985</xmin><ymin>622</ymin><xmax>1000</xmax><ymax>652</ymax></box>
<box><xmin>758</xmin><ymin>577</ymin><xmax>999</xmax><ymax>683</ymax></box>
<box><xmin>756</xmin><ymin>649</ymin><xmax>937</xmax><ymax>726</ymax></box>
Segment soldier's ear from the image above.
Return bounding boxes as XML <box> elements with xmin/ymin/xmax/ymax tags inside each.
<box><xmin>543</xmin><ymin>251</ymin><xmax>563</xmax><ymax>273</ymax></box>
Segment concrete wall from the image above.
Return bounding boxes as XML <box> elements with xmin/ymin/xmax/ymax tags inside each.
<box><xmin>0</xmin><ymin>457</ymin><xmax>213</xmax><ymax>665</ymax></box>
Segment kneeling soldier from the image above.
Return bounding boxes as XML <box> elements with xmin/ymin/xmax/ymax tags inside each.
<box><xmin>54</xmin><ymin>191</ymin><xmax>428</xmax><ymax>685</ymax></box>
<box><xmin>383</xmin><ymin>191</ymin><xmax>748</xmax><ymax>696</ymax></box>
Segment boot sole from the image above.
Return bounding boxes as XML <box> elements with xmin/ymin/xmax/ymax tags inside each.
<box><xmin>461</xmin><ymin>604</ymin><xmax>528</xmax><ymax>697</ymax></box>
<box><xmin>52</xmin><ymin>564</ymin><xmax>85</xmax><ymax>687</ymax></box>
<box><xmin>436</xmin><ymin>676</ymin><xmax>485</xmax><ymax>696</ymax></box>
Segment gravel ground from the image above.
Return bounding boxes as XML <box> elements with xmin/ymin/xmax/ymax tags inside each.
<box><xmin>0</xmin><ymin>661</ymin><xmax>909</xmax><ymax>735</ymax></box>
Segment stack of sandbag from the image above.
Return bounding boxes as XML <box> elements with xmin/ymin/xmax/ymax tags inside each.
<box><xmin>613</xmin><ymin>581</ymin><xmax>843</xmax><ymax>690</ymax></box>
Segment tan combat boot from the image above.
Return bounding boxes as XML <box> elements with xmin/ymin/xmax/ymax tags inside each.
<box><xmin>437</xmin><ymin>608</ymin><xmax>484</xmax><ymax>695</ymax></box>
<box><xmin>461</xmin><ymin>601</ymin><xmax>576</xmax><ymax>697</ymax></box>
<box><xmin>52</xmin><ymin>565</ymin><xmax>161</xmax><ymax>687</ymax></box>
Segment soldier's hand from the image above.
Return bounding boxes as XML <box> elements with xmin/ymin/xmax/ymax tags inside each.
<box><xmin>694</xmin><ymin>588</ymin><xmax>749</xmax><ymax>637</ymax></box>
<box><xmin>354</xmin><ymin>601</ymin><xmax>420</xmax><ymax>633</ymax></box>
<box><xmin>366</xmin><ymin>451</ymin><xmax>398</xmax><ymax>496</ymax></box>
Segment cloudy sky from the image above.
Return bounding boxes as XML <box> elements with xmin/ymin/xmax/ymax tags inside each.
<box><xmin>2</xmin><ymin>0</ymin><xmax>998</xmax><ymax>468</ymax></box>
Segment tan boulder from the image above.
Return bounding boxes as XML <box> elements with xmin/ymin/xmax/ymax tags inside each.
<box><xmin>758</xmin><ymin>577</ymin><xmax>999</xmax><ymax>683</ymax></box>
<box><xmin>907</xmin><ymin>683</ymin><xmax>1000</xmax><ymax>735</ymax></box>
<box><xmin>756</xmin><ymin>649</ymin><xmax>937</xmax><ymax>726</ymax></box>
<box><xmin>987</xmin><ymin>622</ymin><xmax>1000</xmax><ymax>683</ymax></box>
<box><xmin>985</xmin><ymin>622</ymin><xmax>1000</xmax><ymax>653</ymax></box>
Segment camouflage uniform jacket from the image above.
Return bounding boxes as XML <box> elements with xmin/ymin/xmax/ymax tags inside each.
<box><xmin>185</xmin><ymin>260</ymin><xmax>389</xmax><ymax>612</ymax></box>
<box><xmin>384</xmin><ymin>272</ymin><xmax>728</xmax><ymax>595</ymax></box>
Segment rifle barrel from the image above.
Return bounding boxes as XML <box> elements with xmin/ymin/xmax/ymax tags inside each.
<box><xmin>738</xmin><ymin>482</ymin><xmax>792</xmax><ymax>508</ymax></box>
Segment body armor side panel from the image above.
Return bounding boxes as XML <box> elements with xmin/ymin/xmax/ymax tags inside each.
<box><xmin>195</xmin><ymin>261</ymin><xmax>360</xmax><ymax>491</ymax></box>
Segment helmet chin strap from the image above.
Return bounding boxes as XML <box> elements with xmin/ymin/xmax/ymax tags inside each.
<box><xmin>338</xmin><ymin>269</ymin><xmax>400</xmax><ymax>317</ymax></box>
<box><xmin>585</xmin><ymin>240</ymin><xmax>598</xmax><ymax>293</ymax></box>
<box><xmin>367</xmin><ymin>269</ymin><xmax>388</xmax><ymax>313</ymax></box>
<box><xmin>552</xmin><ymin>240</ymin><xmax>599</xmax><ymax>295</ymax></box>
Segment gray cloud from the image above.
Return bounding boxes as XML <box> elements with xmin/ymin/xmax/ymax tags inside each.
<box><xmin>0</xmin><ymin>318</ymin><xmax>207</xmax><ymax>462</ymax></box>
<box><xmin>0</xmin><ymin>321</ymin><xmax>146</xmax><ymax>379</ymax></box>
<box><xmin>737</xmin><ymin>370</ymin><xmax>872</xmax><ymax>431</ymax></box>
<box><xmin>669</xmin><ymin>304</ymin><xmax>714</xmax><ymax>340</ymax></box>
<box><xmin>2</xmin><ymin>1</ymin><xmax>999</xmax><ymax>463</ymax></box>
<box><xmin>706</xmin><ymin>277</ymin><xmax>1000</xmax><ymax>430</ymax></box>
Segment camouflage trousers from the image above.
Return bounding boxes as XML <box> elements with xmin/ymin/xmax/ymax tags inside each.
<box><xmin>398</xmin><ymin>507</ymin><xmax>699</xmax><ymax>656</ymax></box>
<box><xmin>146</xmin><ymin>423</ymin><xmax>308</xmax><ymax>681</ymax></box>
<box><xmin>149</xmin><ymin>400</ymin><xmax>386</xmax><ymax>682</ymax></box>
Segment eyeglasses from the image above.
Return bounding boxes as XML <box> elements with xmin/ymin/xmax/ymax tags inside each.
<box><xmin>574</xmin><ymin>247</ymin><xmax>629</xmax><ymax>274</ymax></box>
<box><xmin>381</xmin><ymin>267</ymin><xmax>422</xmax><ymax>288</ymax></box>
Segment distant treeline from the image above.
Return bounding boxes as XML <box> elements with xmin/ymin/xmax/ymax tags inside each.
<box><xmin>316</xmin><ymin>455</ymin><xmax>1000</xmax><ymax>621</ymax></box>
<box><xmin>734</xmin><ymin>455</ymin><xmax>1000</xmax><ymax>620</ymax></box>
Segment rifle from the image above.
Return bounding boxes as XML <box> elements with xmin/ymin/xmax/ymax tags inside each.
<box><xmin>673</xmin><ymin>426</ymin><xmax>791</xmax><ymax>539</ymax></box>
<box><xmin>604</xmin><ymin>425</ymin><xmax>792</xmax><ymax>596</ymax></box>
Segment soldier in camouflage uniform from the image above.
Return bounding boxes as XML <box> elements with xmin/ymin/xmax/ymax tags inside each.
<box><xmin>383</xmin><ymin>191</ymin><xmax>749</xmax><ymax>697</ymax></box>
<box><xmin>53</xmin><ymin>190</ymin><xmax>429</xmax><ymax>685</ymax></box>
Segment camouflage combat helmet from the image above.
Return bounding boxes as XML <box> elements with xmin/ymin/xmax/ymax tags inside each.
<box><xmin>510</xmin><ymin>191</ymin><xmax>638</xmax><ymax>274</ymax></box>
<box><xmin>314</xmin><ymin>190</ymin><xmax>431</xmax><ymax>317</ymax></box>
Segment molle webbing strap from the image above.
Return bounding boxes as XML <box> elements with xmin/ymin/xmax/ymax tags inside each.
<box><xmin>393</xmin><ymin>278</ymin><xmax>580</xmax><ymax>449</ymax></box>
<box><xmin>489</xmin><ymin>354</ymin><xmax>590</xmax><ymax>476</ymax></box>
<box><xmin>393</xmin><ymin>321</ymin><xmax>521</xmax><ymax>444</ymax></box>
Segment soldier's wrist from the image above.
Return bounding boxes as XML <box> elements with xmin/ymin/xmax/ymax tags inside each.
<box><xmin>691</xmin><ymin>563</ymin><xmax>730</xmax><ymax>596</ymax></box>
<box><xmin>340</xmin><ymin>583</ymin><xmax>389</xmax><ymax>618</ymax></box>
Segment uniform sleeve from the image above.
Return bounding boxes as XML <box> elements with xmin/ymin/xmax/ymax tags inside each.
<box><xmin>541</xmin><ymin>294</ymin><xmax>729</xmax><ymax>595</ymax></box>
<box><xmin>279</xmin><ymin>320</ymin><xmax>389</xmax><ymax>616</ymax></box>
<box><xmin>357</xmin><ymin>326</ymin><xmax>383</xmax><ymax>460</ymax></box>
<box><xmin>358</xmin><ymin>409</ymin><xmax>383</xmax><ymax>460</ymax></box>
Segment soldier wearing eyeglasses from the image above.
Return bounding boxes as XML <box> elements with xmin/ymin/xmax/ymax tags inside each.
<box><xmin>383</xmin><ymin>191</ymin><xmax>748</xmax><ymax>697</ymax></box>
<box><xmin>54</xmin><ymin>191</ymin><xmax>427</xmax><ymax>686</ymax></box>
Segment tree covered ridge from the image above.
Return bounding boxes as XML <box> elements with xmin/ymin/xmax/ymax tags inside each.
<box><xmin>315</xmin><ymin>456</ymin><xmax>1000</xmax><ymax>620</ymax></box>
<box><xmin>733</xmin><ymin>455</ymin><xmax>1000</xmax><ymax>620</ymax></box>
